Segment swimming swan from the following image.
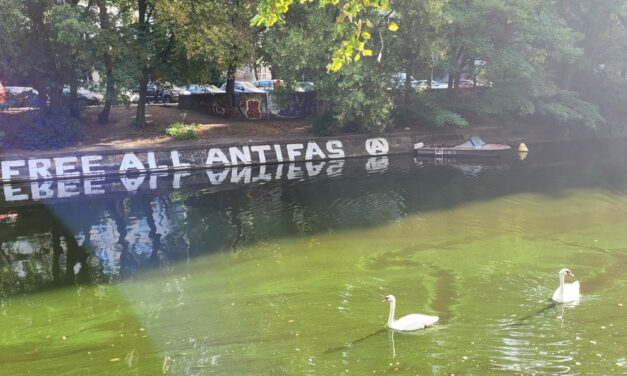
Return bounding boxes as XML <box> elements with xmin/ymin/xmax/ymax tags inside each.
<box><xmin>383</xmin><ymin>295</ymin><xmax>439</xmax><ymax>331</ymax></box>
<box><xmin>551</xmin><ymin>268</ymin><xmax>580</xmax><ymax>304</ymax></box>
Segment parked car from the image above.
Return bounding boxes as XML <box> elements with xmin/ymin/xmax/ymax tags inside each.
<box><xmin>0</xmin><ymin>82</ymin><xmax>6</xmax><ymax>104</ymax></box>
<box><xmin>219</xmin><ymin>81</ymin><xmax>265</xmax><ymax>94</ymax></box>
<box><xmin>295</xmin><ymin>81</ymin><xmax>315</xmax><ymax>92</ymax></box>
<box><xmin>475</xmin><ymin>79</ymin><xmax>493</xmax><ymax>87</ymax></box>
<box><xmin>430</xmin><ymin>80</ymin><xmax>448</xmax><ymax>89</ymax></box>
<box><xmin>252</xmin><ymin>79</ymin><xmax>284</xmax><ymax>91</ymax></box>
<box><xmin>130</xmin><ymin>84</ymin><xmax>162</xmax><ymax>103</ymax></box>
<box><xmin>390</xmin><ymin>73</ymin><xmax>419</xmax><ymax>90</ymax></box>
<box><xmin>415</xmin><ymin>80</ymin><xmax>431</xmax><ymax>91</ymax></box>
<box><xmin>458</xmin><ymin>79</ymin><xmax>475</xmax><ymax>89</ymax></box>
<box><xmin>62</xmin><ymin>85</ymin><xmax>103</xmax><ymax>105</ymax></box>
<box><xmin>203</xmin><ymin>84</ymin><xmax>224</xmax><ymax>94</ymax></box>
<box><xmin>162</xmin><ymin>85</ymin><xmax>187</xmax><ymax>103</ymax></box>
<box><xmin>4</xmin><ymin>86</ymin><xmax>40</xmax><ymax>107</ymax></box>
<box><xmin>184</xmin><ymin>84</ymin><xmax>223</xmax><ymax>94</ymax></box>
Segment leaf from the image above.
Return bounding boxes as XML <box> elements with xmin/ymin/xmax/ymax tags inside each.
<box><xmin>362</xmin><ymin>31</ymin><xmax>371</xmax><ymax>40</ymax></box>
<box><xmin>250</xmin><ymin>15</ymin><xmax>262</xmax><ymax>26</ymax></box>
<box><xmin>388</xmin><ymin>22</ymin><xmax>398</xmax><ymax>31</ymax></box>
<box><xmin>329</xmin><ymin>58</ymin><xmax>343</xmax><ymax>71</ymax></box>
<box><xmin>365</xmin><ymin>19</ymin><xmax>374</xmax><ymax>28</ymax></box>
<box><xmin>354</xmin><ymin>53</ymin><xmax>361</xmax><ymax>62</ymax></box>
<box><xmin>362</xmin><ymin>49</ymin><xmax>373</xmax><ymax>56</ymax></box>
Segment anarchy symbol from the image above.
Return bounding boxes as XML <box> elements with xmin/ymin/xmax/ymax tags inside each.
<box><xmin>365</xmin><ymin>156</ymin><xmax>389</xmax><ymax>173</ymax></box>
<box><xmin>365</xmin><ymin>138</ymin><xmax>389</xmax><ymax>155</ymax></box>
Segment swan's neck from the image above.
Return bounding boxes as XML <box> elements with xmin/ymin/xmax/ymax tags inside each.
<box><xmin>559</xmin><ymin>273</ymin><xmax>565</xmax><ymax>296</ymax></box>
<box><xmin>387</xmin><ymin>300</ymin><xmax>396</xmax><ymax>327</ymax></box>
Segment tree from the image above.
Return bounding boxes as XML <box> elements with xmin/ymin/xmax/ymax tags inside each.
<box><xmin>0</xmin><ymin>0</ymin><xmax>96</xmax><ymax>110</ymax></box>
<box><xmin>156</xmin><ymin>0</ymin><xmax>261</xmax><ymax>104</ymax></box>
<box><xmin>95</xmin><ymin>0</ymin><xmax>124</xmax><ymax>123</ymax></box>
<box><xmin>383</xmin><ymin>0</ymin><xmax>447</xmax><ymax>98</ymax></box>
<box><xmin>262</xmin><ymin>4</ymin><xmax>394</xmax><ymax>134</ymax></box>
<box><xmin>253</xmin><ymin>0</ymin><xmax>397</xmax><ymax>71</ymax></box>
<box><xmin>549</xmin><ymin>0</ymin><xmax>627</xmax><ymax>128</ymax></box>
<box><xmin>134</xmin><ymin>0</ymin><xmax>153</xmax><ymax>127</ymax></box>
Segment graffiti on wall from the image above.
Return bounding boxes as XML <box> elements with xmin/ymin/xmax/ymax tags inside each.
<box><xmin>239</xmin><ymin>95</ymin><xmax>266</xmax><ymax>119</ymax></box>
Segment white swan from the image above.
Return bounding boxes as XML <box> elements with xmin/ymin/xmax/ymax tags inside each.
<box><xmin>383</xmin><ymin>295</ymin><xmax>439</xmax><ymax>331</ymax></box>
<box><xmin>551</xmin><ymin>268</ymin><xmax>580</xmax><ymax>304</ymax></box>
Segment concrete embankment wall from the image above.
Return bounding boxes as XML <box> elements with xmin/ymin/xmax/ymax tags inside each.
<box><xmin>0</xmin><ymin>132</ymin><xmax>451</xmax><ymax>185</ymax></box>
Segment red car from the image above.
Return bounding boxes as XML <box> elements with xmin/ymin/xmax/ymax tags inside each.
<box><xmin>458</xmin><ymin>79</ymin><xmax>475</xmax><ymax>89</ymax></box>
<box><xmin>0</xmin><ymin>81</ymin><xmax>6</xmax><ymax>104</ymax></box>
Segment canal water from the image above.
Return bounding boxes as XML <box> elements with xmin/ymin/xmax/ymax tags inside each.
<box><xmin>0</xmin><ymin>139</ymin><xmax>626</xmax><ymax>375</ymax></box>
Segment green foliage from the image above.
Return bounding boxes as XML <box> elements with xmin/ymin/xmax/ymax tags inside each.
<box><xmin>433</xmin><ymin>109</ymin><xmax>469</xmax><ymax>128</ymax></box>
<box><xmin>394</xmin><ymin>95</ymin><xmax>468</xmax><ymax>128</ymax></box>
<box><xmin>536</xmin><ymin>91</ymin><xmax>604</xmax><ymax>129</ymax></box>
<box><xmin>311</xmin><ymin>111</ymin><xmax>341</xmax><ymax>136</ymax></box>
<box><xmin>254</xmin><ymin>0</ymin><xmax>393</xmax><ymax>71</ymax></box>
<box><xmin>1</xmin><ymin>0</ymin><xmax>625</xmax><ymax>140</ymax></box>
<box><xmin>165</xmin><ymin>122</ymin><xmax>198</xmax><ymax>140</ymax></box>
<box><xmin>585</xmin><ymin>78</ymin><xmax>627</xmax><ymax>130</ymax></box>
<box><xmin>17</xmin><ymin>109</ymin><xmax>80</xmax><ymax>149</ymax></box>
<box><xmin>157</xmin><ymin>0</ymin><xmax>259</xmax><ymax>74</ymax></box>
<box><xmin>263</xmin><ymin>6</ymin><xmax>394</xmax><ymax>134</ymax></box>
<box><xmin>320</xmin><ymin>63</ymin><xmax>395</xmax><ymax>133</ymax></box>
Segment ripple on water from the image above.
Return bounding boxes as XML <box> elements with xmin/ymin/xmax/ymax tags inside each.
<box><xmin>488</xmin><ymin>314</ymin><xmax>578</xmax><ymax>374</ymax></box>
<box><xmin>327</xmin><ymin>191</ymin><xmax>407</xmax><ymax>226</ymax></box>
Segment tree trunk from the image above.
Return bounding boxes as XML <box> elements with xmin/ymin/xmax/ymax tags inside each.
<box><xmin>48</xmin><ymin>86</ymin><xmax>64</xmax><ymax>108</ymax></box>
<box><xmin>97</xmin><ymin>0</ymin><xmax>115</xmax><ymax>124</ymax></box>
<box><xmin>99</xmin><ymin>53</ymin><xmax>115</xmax><ymax>123</ymax></box>
<box><xmin>135</xmin><ymin>0</ymin><xmax>149</xmax><ymax>127</ymax></box>
<box><xmin>69</xmin><ymin>80</ymin><xmax>80</xmax><ymax>117</ymax></box>
<box><xmin>27</xmin><ymin>2</ymin><xmax>63</xmax><ymax>109</ymax></box>
<box><xmin>560</xmin><ymin>62</ymin><xmax>577</xmax><ymax>90</ymax></box>
<box><xmin>226</xmin><ymin>60</ymin><xmax>237</xmax><ymax>114</ymax></box>
<box><xmin>454</xmin><ymin>72</ymin><xmax>461</xmax><ymax>88</ymax></box>
<box><xmin>135</xmin><ymin>69</ymin><xmax>149</xmax><ymax>126</ymax></box>
<box><xmin>404</xmin><ymin>62</ymin><xmax>413</xmax><ymax>102</ymax></box>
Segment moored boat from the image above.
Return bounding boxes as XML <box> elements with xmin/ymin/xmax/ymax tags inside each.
<box><xmin>414</xmin><ymin>136</ymin><xmax>511</xmax><ymax>157</ymax></box>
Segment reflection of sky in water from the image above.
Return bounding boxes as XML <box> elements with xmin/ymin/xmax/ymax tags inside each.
<box><xmin>125</xmin><ymin>216</ymin><xmax>152</xmax><ymax>258</ymax></box>
<box><xmin>89</xmin><ymin>215</ymin><xmax>121</xmax><ymax>276</ymax></box>
<box><xmin>490</xmin><ymin>317</ymin><xmax>577</xmax><ymax>374</ymax></box>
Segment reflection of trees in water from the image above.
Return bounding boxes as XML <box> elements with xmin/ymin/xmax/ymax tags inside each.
<box><xmin>0</xmin><ymin>197</ymin><xmax>191</xmax><ymax>293</ymax></box>
<box><xmin>0</xmin><ymin>165</ymin><xmax>429</xmax><ymax>294</ymax></box>
<box><xmin>151</xmin><ymin>196</ymin><xmax>193</xmax><ymax>262</ymax></box>
<box><xmin>0</xmin><ymin>205</ymin><xmax>93</xmax><ymax>293</ymax></box>
<box><xmin>109</xmin><ymin>200</ymin><xmax>132</xmax><ymax>279</ymax></box>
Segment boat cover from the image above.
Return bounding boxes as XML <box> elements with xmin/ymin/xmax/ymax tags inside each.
<box><xmin>455</xmin><ymin>136</ymin><xmax>487</xmax><ymax>149</ymax></box>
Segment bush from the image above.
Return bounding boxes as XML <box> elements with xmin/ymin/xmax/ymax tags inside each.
<box><xmin>311</xmin><ymin>111</ymin><xmax>341</xmax><ymax>136</ymax></box>
<box><xmin>393</xmin><ymin>95</ymin><xmax>469</xmax><ymax>128</ymax></box>
<box><xmin>536</xmin><ymin>91</ymin><xmax>604</xmax><ymax>129</ymax></box>
<box><xmin>17</xmin><ymin>108</ymin><xmax>79</xmax><ymax>149</ymax></box>
<box><xmin>165</xmin><ymin>122</ymin><xmax>198</xmax><ymax>140</ymax></box>
<box><xmin>316</xmin><ymin>63</ymin><xmax>394</xmax><ymax>134</ymax></box>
